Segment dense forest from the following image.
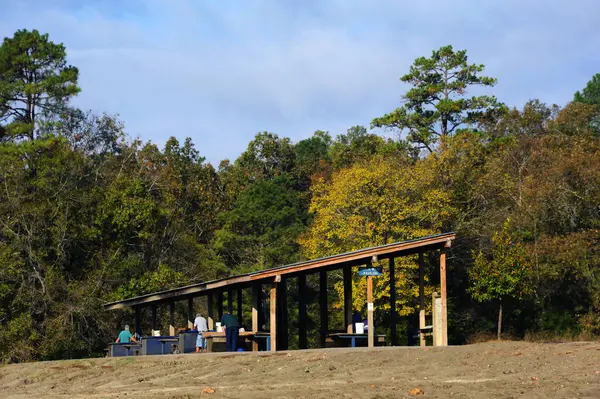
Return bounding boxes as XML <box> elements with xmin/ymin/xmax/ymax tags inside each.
<box><xmin>1</xmin><ymin>29</ymin><xmax>599</xmax><ymax>363</ymax></box>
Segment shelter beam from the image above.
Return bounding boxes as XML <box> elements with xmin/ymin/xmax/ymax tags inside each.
<box><xmin>319</xmin><ymin>271</ymin><xmax>328</xmax><ymax>347</ymax></box>
<box><xmin>134</xmin><ymin>307</ymin><xmax>141</xmax><ymax>336</ymax></box>
<box><xmin>343</xmin><ymin>267</ymin><xmax>353</xmax><ymax>333</ymax></box>
<box><xmin>151</xmin><ymin>304</ymin><xmax>158</xmax><ymax>335</ymax></box>
<box><xmin>237</xmin><ymin>289</ymin><xmax>243</xmax><ymax>325</ymax></box>
<box><xmin>218</xmin><ymin>292</ymin><xmax>224</xmax><ymax>321</ymax></box>
<box><xmin>298</xmin><ymin>274</ymin><xmax>307</xmax><ymax>349</ymax></box>
<box><xmin>187</xmin><ymin>297</ymin><xmax>194</xmax><ymax>330</ymax></box>
<box><xmin>169</xmin><ymin>301</ymin><xmax>175</xmax><ymax>336</ymax></box>
<box><xmin>270</xmin><ymin>283</ymin><xmax>277</xmax><ymax>351</ymax></box>
<box><xmin>277</xmin><ymin>277</ymin><xmax>288</xmax><ymax>350</ymax></box>
<box><xmin>419</xmin><ymin>252</ymin><xmax>426</xmax><ymax>346</ymax></box>
<box><xmin>227</xmin><ymin>289</ymin><xmax>233</xmax><ymax>315</ymax></box>
<box><xmin>389</xmin><ymin>257</ymin><xmax>397</xmax><ymax>346</ymax></box>
<box><xmin>252</xmin><ymin>284</ymin><xmax>260</xmax><ymax>351</ymax></box>
<box><xmin>440</xmin><ymin>250</ymin><xmax>448</xmax><ymax>346</ymax></box>
<box><xmin>207</xmin><ymin>293</ymin><xmax>214</xmax><ymax>330</ymax></box>
<box><xmin>367</xmin><ymin>275</ymin><xmax>374</xmax><ymax>348</ymax></box>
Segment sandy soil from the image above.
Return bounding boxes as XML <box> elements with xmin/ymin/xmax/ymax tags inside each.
<box><xmin>1</xmin><ymin>341</ymin><xmax>600</xmax><ymax>398</ymax></box>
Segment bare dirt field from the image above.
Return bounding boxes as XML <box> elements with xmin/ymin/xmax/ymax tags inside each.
<box><xmin>1</xmin><ymin>341</ymin><xmax>600</xmax><ymax>398</ymax></box>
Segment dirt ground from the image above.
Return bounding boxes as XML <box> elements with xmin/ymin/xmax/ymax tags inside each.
<box><xmin>1</xmin><ymin>341</ymin><xmax>600</xmax><ymax>398</ymax></box>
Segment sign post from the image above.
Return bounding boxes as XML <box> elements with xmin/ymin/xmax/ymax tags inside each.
<box><xmin>367</xmin><ymin>275</ymin><xmax>374</xmax><ymax>347</ymax></box>
<box><xmin>359</xmin><ymin>258</ymin><xmax>380</xmax><ymax>348</ymax></box>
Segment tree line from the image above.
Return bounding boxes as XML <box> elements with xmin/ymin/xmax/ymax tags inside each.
<box><xmin>1</xmin><ymin>29</ymin><xmax>599</xmax><ymax>362</ymax></box>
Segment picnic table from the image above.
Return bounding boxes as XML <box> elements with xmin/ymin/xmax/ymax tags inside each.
<box><xmin>108</xmin><ymin>342</ymin><xmax>142</xmax><ymax>357</ymax></box>
<box><xmin>202</xmin><ymin>331</ymin><xmax>261</xmax><ymax>352</ymax></box>
<box><xmin>328</xmin><ymin>333</ymin><xmax>386</xmax><ymax>348</ymax></box>
<box><xmin>141</xmin><ymin>336</ymin><xmax>179</xmax><ymax>355</ymax></box>
<box><xmin>178</xmin><ymin>330</ymin><xmax>200</xmax><ymax>353</ymax></box>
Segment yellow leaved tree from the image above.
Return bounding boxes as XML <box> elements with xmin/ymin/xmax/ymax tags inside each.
<box><xmin>299</xmin><ymin>157</ymin><xmax>456</xmax><ymax>333</ymax></box>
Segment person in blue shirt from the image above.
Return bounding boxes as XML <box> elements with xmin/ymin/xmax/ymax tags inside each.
<box><xmin>115</xmin><ymin>325</ymin><xmax>138</xmax><ymax>344</ymax></box>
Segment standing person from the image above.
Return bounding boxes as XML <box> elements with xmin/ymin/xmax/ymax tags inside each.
<box><xmin>194</xmin><ymin>313</ymin><xmax>208</xmax><ymax>353</ymax></box>
<box><xmin>115</xmin><ymin>325</ymin><xmax>137</xmax><ymax>343</ymax></box>
<box><xmin>221</xmin><ymin>312</ymin><xmax>239</xmax><ymax>352</ymax></box>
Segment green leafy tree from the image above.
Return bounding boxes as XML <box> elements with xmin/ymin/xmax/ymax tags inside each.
<box><xmin>40</xmin><ymin>108</ymin><xmax>126</xmax><ymax>155</ymax></box>
<box><xmin>572</xmin><ymin>74</ymin><xmax>600</xmax><ymax>135</ymax></box>
<box><xmin>531</xmin><ymin>231</ymin><xmax>600</xmax><ymax>335</ymax></box>
<box><xmin>469</xmin><ymin>219</ymin><xmax>532</xmax><ymax>340</ymax></box>
<box><xmin>330</xmin><ymin>125</ymin><xmax>409</xmax><ymax>167</ymax></box>
<box><xmin>235</xmin><ymin>132</ymin><xmax>296</xmax><ymax>182</ymax></box>
<box><xmin>293</xmin><ymin>130</ymin><xmax>331</xmax><ymax>181</ymax></box>
<box><xmin>0</xmin><ymin>29</ymin><xmax>80</xmax><ymax>140</ymax></box>
<box><xmin>574</xmin><ymin>73</ymin><xmax>600</xmax><ymax>108</ymax></box>
<box><xmin>372</xmin><ymin>45</ymin><xmax>500</xmax><ymax>153</ymax></box>
<box><xmin>483</xmin><ymin>99</ymin><xmax>558</xmax><ymax>140</ymax></box>
<box><xmin>219</xmin><ymin>132</ymin><xmax>297</xmax><ymax>204</ymax></box>
<box><xmin>213</xmin><ymin>176</ymin><xmax>306</xmax><ymax>273</ymax></box>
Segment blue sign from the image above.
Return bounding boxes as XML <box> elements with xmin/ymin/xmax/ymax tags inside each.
<box><xmin>358</xmin><ymin>267</ymin><xmax>382</xmax><ymax>276</ymax></box>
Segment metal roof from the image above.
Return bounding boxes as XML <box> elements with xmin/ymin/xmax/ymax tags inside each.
<box><xmin>104</xmin><ymin>232</ymin><xmax>455</xmax><ymax>310</ymax></box>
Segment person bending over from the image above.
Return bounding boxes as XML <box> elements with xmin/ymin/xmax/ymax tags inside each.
<box><xmin>221</xmin><ymin>313</ymin><xmax>239</xmax><ymax>352</ymax></box>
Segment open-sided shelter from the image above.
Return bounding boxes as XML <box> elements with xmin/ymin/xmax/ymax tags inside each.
<box><xmin>104</xmin><ymin>232</ymin><xmax>455</xmax><ymax>351</ymax></box>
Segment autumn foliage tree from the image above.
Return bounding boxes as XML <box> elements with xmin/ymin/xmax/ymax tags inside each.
<box><xmin>300</xmin><ymin>157</ymin><xmax>455</xmax><ymax>339</ymax></box>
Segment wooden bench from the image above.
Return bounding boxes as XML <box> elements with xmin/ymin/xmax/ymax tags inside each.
<box><xmin>249</xmin><ymin>332</ymin><xmax>272</xmax><ymax>351</ymax></box>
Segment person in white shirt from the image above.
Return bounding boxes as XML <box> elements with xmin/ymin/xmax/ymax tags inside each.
<box><xmin>194</xmin><ymin>313</ymin><xmax>208</xmax><ymax>353</ymax></box>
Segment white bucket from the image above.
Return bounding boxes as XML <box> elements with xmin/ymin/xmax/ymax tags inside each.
<box><xmin>355</xmin><ymin>322</ymin><xmax>364</xmax><ymax>334</ymax></box>
<box><xmin>216</xmin><ymin>322</ymin><xmax>223</xmax><ymax>332</ymax></box>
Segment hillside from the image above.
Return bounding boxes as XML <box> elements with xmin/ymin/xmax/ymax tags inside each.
<box><xmin>1</xmin><ymin>341</ymin><xmax>599</xmax><ymax>398</ymax></box>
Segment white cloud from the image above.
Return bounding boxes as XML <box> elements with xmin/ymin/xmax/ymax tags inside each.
<box><xmin>1</xmin><ymin>0</ymin><xmax>599</xmax><ymax>163</ymax></box>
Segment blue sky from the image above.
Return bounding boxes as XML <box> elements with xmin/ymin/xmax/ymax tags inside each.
<box><xmin>1</xmin><ymin>0</ymin><xmax>599</xmax><ymax>164</ymax></box>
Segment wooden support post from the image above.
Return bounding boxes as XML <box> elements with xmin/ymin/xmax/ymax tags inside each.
<box><xmin>440</xmin><ymin>250</ymin><xmax>448</xmax><ymax>346</ymax></box>
<box><xmin>419</xmin><ymin>253</ymin><xmax>426</xmax><ymax>347</ymax></box>
<box><xmin>134</xmin><ymin>307</ymin><xmax>141</xmax><ymax>336</ymax></box>
<box><xmin>432</xmin><ymin>292</ymin><xmax>442</xmax><ymax>346</ymax></box>
<box><xmin>227</xmin><ymin>289</ymin><xmax>233</xmax><ymax>315</ymax></box>
<box><xmin>298</xmin><ymin>274</ymin><xmax>307</xmax><ymax>349</ymax></box>
<box><xmin>237</xmin><ymin>289</ymin><xmax>243</xmax><ymax>325</ymax></box>
<box><xmin>151</xmin><ymin>304</ymin><xmax>158</xmax><ymax>335</ymax></box>
<box><xmin>389</xmin><ymin>257</ymin><xmax>397</xmax><ymax>346</ymax></box>
<box><xmin>218</xmin><ymin>292</ymin><xmax>224</xmax><ymax>321</ymax></box>
<box><xmin>270</xmin><ymin>283</ymin><xmax>277</xmax><ymax>352</ymax></box>
<box><xmin>277</xmin><ymin>277</ymin><xmax>288</xmax><ymax>350</ymax></box>
<box><xmin>367</xmin><ymin>275</ymin><xmax>374</xmax><ymax>348</ymax></box>
<box><xmin>188</xmin><ymin>297</ymin><xmax>194</xmax><ymax>330</ymax></box>
<box><xmin>169</xmin><ymin>301</ymin><xmax>175</xmax><ymax>336</ymax></box>
<box><xmin>258</xmin><ymin>287</ymin><xmax>265</xmax><ymax>331</ymax></box>
<box><xmin>319</xmin><ymin>271</ymin><xmax>328</xmax><ymax>348</ymax></box>
<box><xmin>343</xmin><ymin>266</ymin><xmax>353</xmax><ymax>333</ymax></box>
<box><xmin>207</xmin><ymin>294</ymin><xmax>214</xmax><ymax>330</ymax></box>
<box><xmin>252</xmin><ymin>284</ymin><xmax>260</xmax><ymax>351</ymax></box>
